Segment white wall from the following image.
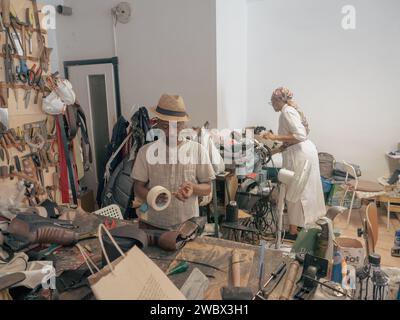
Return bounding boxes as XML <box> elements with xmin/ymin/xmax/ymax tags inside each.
<box><xmin>54</xmin><ymin>0</ymin><xmax>217</xmax><ymax>127</ymax></box>
<box><xmin>247</xmin><ymin>0</ymin><xmax>400</xmax><ymax>180</ymax></box>
<box><xmin>216</xmin><ymin>0</ymin><xmax>247</xmax><ymax>129</ymax></box>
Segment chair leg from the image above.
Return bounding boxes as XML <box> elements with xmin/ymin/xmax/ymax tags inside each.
<box><xmin>387</xmin><ymin>201</ymin><xmax>391</xmax><ymax>230</ymax></box>
<box><xmin>346</xmin><ymin>191</ymin><xmax>356</xmax><ymax>225</ymax></box>
<box><xmin>341</xmin><ymin>186</ymin><xmax>350</xmax><ymax>207</ymax></box>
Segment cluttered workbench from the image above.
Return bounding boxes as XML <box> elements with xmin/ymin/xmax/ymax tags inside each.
<box><xmin>21</xmin><ymin>210</ymin><xmax>297</xmax><ymax>301</ymax></box>
<box><xmin>9</xmin><ymin>206</ymin><xmax>400</xmax><ymax>300</ymax></box>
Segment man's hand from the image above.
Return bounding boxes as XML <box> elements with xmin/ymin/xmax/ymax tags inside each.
<box><xmin>173</xmin><ymin>182</ymin><xmax>194</xmax><ymax>202</ymax></box>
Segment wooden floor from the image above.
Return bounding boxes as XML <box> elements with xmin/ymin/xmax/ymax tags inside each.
<box><xmin>333</xmin><ymin>206</ymin><xmax>400</xmax><ymax>268</ymax></box>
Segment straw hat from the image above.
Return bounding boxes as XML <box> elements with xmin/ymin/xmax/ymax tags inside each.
<box><xmin>150</xmin><ymin>94</ymin><xmax>190</xmax><ymax>122</ymax></box>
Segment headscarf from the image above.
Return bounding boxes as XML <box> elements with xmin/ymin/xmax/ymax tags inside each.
<box><xmin>272</xmin><ymin>87</ymin><xmax>310</xmax><ymax>135</ymax></box>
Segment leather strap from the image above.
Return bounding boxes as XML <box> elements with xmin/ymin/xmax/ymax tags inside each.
<box><xmin>76</xmin><ymin>106</ymin><xmax>92</xmax><ymax>164</ymax></box>
<box><xmin>56</xmin><ymin>117</ymin><xmax>70</xmax><ymax>203</ymax></box>
<box><xmin>56</xmin><ymin>116</ymin><xmax>78</xmax><ymax>204</ymax></box>
<box><xmin>66</xmin><ymin>105</ymin><xmax>78</xmax><ymax>142</ymax></box>
<box><xmin>65</xmin><ymin>104</ymin><xmax>92</xmax><ymax>165</ymax></box>
<box><xmin>105</xmin><ymin>225</ymin><xmax>148</xmax><ymax>249</ymax></box>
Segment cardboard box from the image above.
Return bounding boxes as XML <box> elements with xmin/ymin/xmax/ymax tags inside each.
<box><xmin>336</xmin><ymin>237</ymin><xmax>365</xmax><ymax>269</ymax></box>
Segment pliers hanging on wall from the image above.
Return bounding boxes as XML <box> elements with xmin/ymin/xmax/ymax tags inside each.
<box><xmin>0</xmin><ymin>136</ymin><xmax>10</xmax><ymax>164</ymax></box>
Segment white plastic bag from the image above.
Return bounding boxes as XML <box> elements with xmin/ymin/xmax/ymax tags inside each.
<box><xmin>42</xmin><ymin>91</ymin><xmax>66</xmax><ymax>115</ymax></box>
<box><xmin>55</xmin><ymin>79</ymin><xmax>76</xmax><ymax>105</ymax></box>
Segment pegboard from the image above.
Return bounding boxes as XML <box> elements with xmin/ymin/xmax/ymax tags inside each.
<box><xmin>0</xmin><ymin>0</ymin><xmax>59</xmax><ymax>205</ymax></box>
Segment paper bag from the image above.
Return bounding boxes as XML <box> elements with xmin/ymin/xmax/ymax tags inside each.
<box><xmin>78</xmin><ymin>224</ymin><xmax>185</xmax><ymax>300</ymax></box>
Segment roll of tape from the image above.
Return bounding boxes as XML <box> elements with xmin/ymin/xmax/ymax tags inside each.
<box><xmin>147</xmin><ymin>186</ymin><xmax>171</xmax><ymax>212</ymax></box>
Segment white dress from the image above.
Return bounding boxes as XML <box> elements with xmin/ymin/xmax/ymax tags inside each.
<box><xmin>278</xmin><ymin>105</ymin><xmax>326</xmax><ymax>226</ymax></box>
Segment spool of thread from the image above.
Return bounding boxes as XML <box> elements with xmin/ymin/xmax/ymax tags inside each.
<box><xmin>226</xmin><ymin>201</ymin><xmax>238</xmax><ymax>222</ymax></box>
<box><xmin>279</xmin><ymin>260</ymin><xmax>300</xmax><ymax>300</ymax></box>
<box><xmin>146</xmin><ymin>186</ymin><xmax>171</xmax><ymax>211</ymax></box>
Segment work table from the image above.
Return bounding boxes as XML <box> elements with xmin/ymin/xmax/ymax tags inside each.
<box><xmin>30</xmin><ymin>210</ymin><xmax>297</xmax><ymax>300</ymax></box>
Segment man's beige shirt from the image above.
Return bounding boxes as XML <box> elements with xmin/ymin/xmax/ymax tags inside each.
<box><xmin>132</xmin><ymin>139</ymin><xmax>215</xmax><ymax>229</ymax></box>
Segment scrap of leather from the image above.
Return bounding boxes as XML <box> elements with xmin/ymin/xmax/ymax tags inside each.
<box><xmin>0</xmin><ymin>273</ymin><xmax>26</xmax><ymax>291</ymax></box>
<box><xmin>178</xmin><ymin>221</ymin><xmax>198</xmax><ymax>240</ymax></box>
<box><xmin>143</xmin><ymin>218</ymin><xmax>205</xmax><ymax>251</ymax></box>
<box><xmin>108</xmin><ymin>225</ymin><xmax>148</xmax><ymax>249</ymax></box>
<box><xmin>7</xmin><ymin>214</ymin><xmax>79</xmax><ymax>246</ymax></box>
<box><xmin>158</xmin><ymin>231</ymin><xmax>184</xmax><ymax>251</ymax></box>
<box><xmin>58</xmin><ymin>207</ymin><xmax>99</xmax><ymax>235</ymax></box>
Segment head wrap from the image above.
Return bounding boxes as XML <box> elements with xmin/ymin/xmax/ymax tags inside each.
<box><xmin>272</xmin><ymin>87</ymin><xmax>294</xmax><ymax>103</ymax></box>
<box><xmin>272</xmin><ymin>87</ymin><xmax>310</xmax><ymax>135</ymax></box>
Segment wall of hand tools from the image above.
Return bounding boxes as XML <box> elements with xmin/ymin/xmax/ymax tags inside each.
<box><xmin>0</xmin><ymin>0</ymin><xmax>61</xmax><ymax>207</ymax></box>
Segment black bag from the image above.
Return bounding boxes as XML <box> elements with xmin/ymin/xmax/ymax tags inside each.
<box><xmin>96</xmin><ymin>116</ymin><xmax>129</xmax><ymax>205</ymax></box>
<box><xmin>100</xmin><ymin>107</ymin><xmax>152</xmax><ymax>217</ymax></box>
<box><xmin>101</xmin><ymin>158</ymin><xmax>135</xmax><ymax>218</ymax></box>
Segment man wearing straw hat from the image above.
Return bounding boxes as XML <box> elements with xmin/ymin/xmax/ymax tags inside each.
<box><xmin>132</xmin><ymin>94</ymin><xmax>215</xmax><ymax>230</ymax></box>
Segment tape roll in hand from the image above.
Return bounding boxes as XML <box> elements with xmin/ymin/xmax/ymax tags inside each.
<box><xmin>146</xmin><ymin>186</ymin><xmax>172</xmax><ymax>212</ymax></box>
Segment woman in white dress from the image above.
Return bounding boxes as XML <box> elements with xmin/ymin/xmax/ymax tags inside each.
<box><xmin>263</xmin><ymin>87</ymin><xmax>326</xmax><ymax>238</ymax></box>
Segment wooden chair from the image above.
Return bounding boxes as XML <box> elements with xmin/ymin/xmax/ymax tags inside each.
<box><xmin>365</xmin><ymin>203</ymin><xmax>379</xmax><ymax>256</ymax></box>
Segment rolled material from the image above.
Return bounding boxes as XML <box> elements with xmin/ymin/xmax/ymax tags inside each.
<box><xmin>232</xmin><ymin>250</ymin><xmax>241</xmax><ymax>287</ymax></box>
<box><xmin>2</xmin><ymin>0</ymin><xmax>11</xmax><ymax>28</ymax></box>
<box><xmin>280</xmin><ymin>260</ymin><xmax>300</xmax><ymax>300</ymax></box>
<box><xmin>146</xmin><ymin>186</ymin><xmax>171</xmax><ymax>211</ymax></box>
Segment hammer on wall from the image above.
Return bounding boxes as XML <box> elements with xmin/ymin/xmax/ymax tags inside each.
<box><xmin>221</xmin><ymin>250</ymin><xmax>253</xmax><ymax>300</ymax></box>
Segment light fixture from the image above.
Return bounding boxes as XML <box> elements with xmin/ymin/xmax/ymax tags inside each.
<box><xmin>112</xmin><ymin>2</ymin><xmax>132</xmax><ymax>25</ymax></box>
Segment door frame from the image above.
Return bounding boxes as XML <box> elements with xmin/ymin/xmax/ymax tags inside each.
<box><xmin>63</xmin><ymin>57</ymin><xmax>122</xmax><ymax>118</ymax></box>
